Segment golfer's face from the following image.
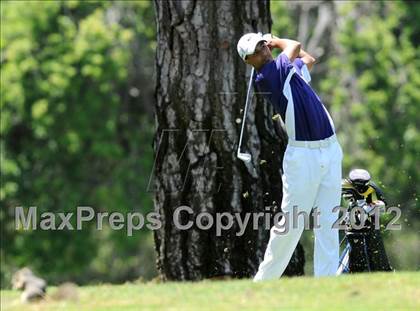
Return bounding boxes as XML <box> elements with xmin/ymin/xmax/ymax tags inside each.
<box><xmin>245</xmin><ymin>42</ymin><xmax>271</xmax><ymax>68</ymax></box>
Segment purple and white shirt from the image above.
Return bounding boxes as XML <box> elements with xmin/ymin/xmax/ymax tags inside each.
<box><xmin>254</xmin><ymin>53</ymin><xmax>335</xmax><ymax>141</ymax></box>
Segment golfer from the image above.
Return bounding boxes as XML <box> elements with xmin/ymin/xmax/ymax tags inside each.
<box><xmin>237</xmin><ymin>33</ymin><xmax>343</xmax><ymax>280</ymax></box>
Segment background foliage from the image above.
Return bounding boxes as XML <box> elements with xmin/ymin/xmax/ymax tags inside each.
<box><xmin>1</xmin><ymin>0</ymin><xmax>418</xmax><ymax>287</ymax></box>
<box><xmin>1</xmin><ymin>0</ymin><xmax>156</xmax><ymax>286</ymax></box>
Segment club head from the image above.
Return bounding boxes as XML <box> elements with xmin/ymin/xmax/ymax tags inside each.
<box><xmin>237</xmin><ymin>152</ymin><xmax>252</xmax><ymax>163</ymax></box>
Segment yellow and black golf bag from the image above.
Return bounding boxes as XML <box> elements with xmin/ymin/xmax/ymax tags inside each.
<box><xmin>337</xmin><ymin>169</ymin><xmax>393</xmax><ymax>274</ymax></box>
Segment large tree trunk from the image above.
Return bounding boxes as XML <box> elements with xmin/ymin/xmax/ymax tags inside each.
<box><xmin>152</xmin><ymin>0</ymin><xmax>304</xmax><ymax>281</ymax></box>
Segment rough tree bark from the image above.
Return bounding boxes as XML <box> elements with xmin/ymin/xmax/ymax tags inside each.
<box><xmin>152</xmin><ymin>0</ymin><xmax>304</xmax><ymax>281</ymax></box>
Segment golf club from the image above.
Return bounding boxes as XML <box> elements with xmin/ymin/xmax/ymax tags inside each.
<box><xmin>237</xmin><ymin>67</ymin><xmax>255</xmax><ymax>163</ymax></box>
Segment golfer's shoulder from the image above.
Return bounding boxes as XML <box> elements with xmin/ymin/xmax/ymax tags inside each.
<box><xmin>275</xmin><ymin>53</ymin><xmax>293</xmax><ymax>73</ymax></box>
<box><xmin>276</xmin><ymin>52</ymin><xmax>292</xmax><ymax>65</ymax></box>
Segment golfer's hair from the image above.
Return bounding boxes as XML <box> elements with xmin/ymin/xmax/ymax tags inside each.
<box><xmin>255</xmin><ymin>41</ymin><xmax>266</xmax><ymax>52</ymax></box>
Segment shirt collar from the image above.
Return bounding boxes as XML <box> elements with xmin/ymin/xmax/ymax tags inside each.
<box><xmin>255</xmin><ymin>59</ymin><xmax>275</xmax><ymax>83</ymax></box>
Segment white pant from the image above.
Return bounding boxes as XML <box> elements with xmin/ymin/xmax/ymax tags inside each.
<box><xmin>254</xmin><ymin>139</ymin><xmax>343</xmax><ymax>281</ymax></box>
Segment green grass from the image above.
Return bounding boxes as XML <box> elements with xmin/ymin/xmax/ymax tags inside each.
<box><xmin>1</xmin><ymin>272</ymin><xmax>419</xmax><ymax>310</ymax></box>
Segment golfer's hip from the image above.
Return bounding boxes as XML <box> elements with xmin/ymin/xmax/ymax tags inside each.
<box><xmin>287</xmin><ymin>134</ymin><xmax>338</xmax><ymax>149</ymax></box>
<box><xmin>282</xmin><ymin>136</ymin><xmax>342</xmax><ymax>183</ymax></box>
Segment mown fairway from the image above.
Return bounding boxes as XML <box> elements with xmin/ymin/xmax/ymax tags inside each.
<box><xmin>1</xmin><ymin>272</ymin><xmax>419</xmax><ymax>310</ymax></box>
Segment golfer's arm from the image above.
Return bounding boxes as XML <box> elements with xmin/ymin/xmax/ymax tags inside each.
<box><xmin>269</xmin><ymin>37</ymin><xmax>301</xmax><ymax>62</ymax></box>
<box><xmin>299</xmin><ymin>49</ymin><xmax>316</xmax><ymax>71</ymax></box>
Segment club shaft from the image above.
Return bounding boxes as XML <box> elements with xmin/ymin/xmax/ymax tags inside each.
<box><xmin>238</xmin><ymin>67</ymin><xmax>255</xmax><ymax>154</ymax></box>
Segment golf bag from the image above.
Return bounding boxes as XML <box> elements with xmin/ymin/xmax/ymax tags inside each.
<box><xmin>337</xmin><ymin>188</ymin><xmax>393</xmax><ymax>274</ymax></box>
